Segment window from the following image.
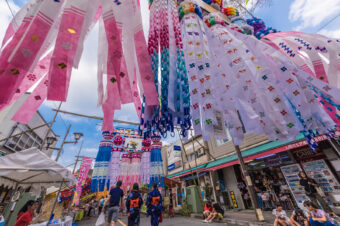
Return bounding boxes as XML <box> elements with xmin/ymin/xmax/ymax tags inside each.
<box><xmin>187</xmin><ymin>147</ymin><xmax>206</xmax><ymax>162</ymax></box>
<box><xmin>4</xmin><ymin>125</ymin><xmax>43</xmax><ymax>152</ymax></box>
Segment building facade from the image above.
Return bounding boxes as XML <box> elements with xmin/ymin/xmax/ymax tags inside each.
<box><xmin>0</xmin><ymin>93</ymin><xmax>58</xmax><ymax>157</ymax></box>
<box><xmin>165</xmin><ymin>130</ymin><xmax>340</xmax><ymax>213</ymax></box>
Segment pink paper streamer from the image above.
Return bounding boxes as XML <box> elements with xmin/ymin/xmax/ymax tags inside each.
<box><xmin>47</xmin><ymin>7</ymin><xmax>86</xmax><ymax>101</ymax></box>
<box><xmin>0</xmin><ymin>54</ymin><xmax>51</xmax><ymax>111</ymax></box>
<box><xmin>134</xmin><ymin>30</ymin><xmax>159</xmax><ymax>106</ymax></box>
<box><xmin>12</xmin><ymin>75</ymin><xmax>48</xmax><ymax>124</ymax></box>
<box><xmin>117</xmin><ymin>57</ymin><xmax>133</xmax><ymax>105</ymax></box>
<box><xmin>132</xmin><ymin>68</ymin><xmax>142</xmax><ymax>118</ymax></box>
<box><xmin>101</xmin><ymin>105</ymin><xmax>114</xmax><ymax>132</ymax></box>
<box><xmin>0</xmin><ymin>21</ymin><xmax>31</xmax><ymax>105</ymax></box>
<box><xmin>0</xmin><ymin>13</ymin><xmax>54</xmax><ymax>105</ymax></box>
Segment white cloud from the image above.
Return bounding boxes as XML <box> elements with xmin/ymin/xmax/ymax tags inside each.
<box><xmin>83</xmin><ymin>147</ymin><xmax>98</xmax><ymax>153</ymax></box>
<box><xmin>0</xmin><ymin>0</ymin><xmax>20</xmax><ymax>44</ymax></box>
<box><xmin>59</xmin><ymin>112</ymin><xmax>89</xmax><ymax>123</ymax></box>
<box><xmin>289</xmin><ymin>0</ymin><xmax>340</xmax><ymax>31</ymax></box>
<box><xmin>318</xmin><ymin>29</ymin><xmax>340</xmax><ymax>39</ymax></box>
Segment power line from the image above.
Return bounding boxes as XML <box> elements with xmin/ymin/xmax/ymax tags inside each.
<box><xmin>317</xmin><ymin>13</ymin><xmax>340</xmax><ymax>33</ymax></box>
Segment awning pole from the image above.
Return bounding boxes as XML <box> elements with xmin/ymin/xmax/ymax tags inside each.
<box><xmin>5</xmin><ymin>181</ymin><xmax>19</xmax><ymax>226</ymax></box>
<box><xmin>47</xmin><ymin>179</ymin><xmax>64</xmax><ymax>226</ymax></box>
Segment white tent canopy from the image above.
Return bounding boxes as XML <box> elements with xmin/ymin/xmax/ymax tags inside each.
<box><xmin>0</xmin><ymin>148</ymin><xmax>75</xmax><ymax>188</ymax></box>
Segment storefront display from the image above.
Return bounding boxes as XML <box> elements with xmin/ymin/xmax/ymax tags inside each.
<box><xmin>280</xmin><ymin>164</ymin><xmax>308</xmax><ymax>209</ymax></box>
<box><xmin>303</xmin><ymin>159</ymin><xmax>340</xmax><ymax>195</ymax></box>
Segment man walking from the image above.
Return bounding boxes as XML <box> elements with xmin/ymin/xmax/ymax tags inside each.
<box><xmin>126</xmin><ymin>183</ymin><xmax>143</xmax><ymax>226</ymax></box>
<box><xmin>146</xmin><ymin>183</ymin><xmax>162</xmax><ymax>226</ymax></box>
<box><xmin>105</xmin><ymin>181</ymin><xmax>124</xmax><ymax>226</ymax></box>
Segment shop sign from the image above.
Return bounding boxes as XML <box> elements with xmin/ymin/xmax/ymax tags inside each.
<box><xmin>168</xmin><ymin>144</ymin><xmax>182</xmax><ymax>171</ymax></box>
<box><xmin>291</xmin><ymin>147</ymin><xmax>325</xmax><ymax>162</ymax></box>
<box><xmin>284</xmin><ymin>135</ymin><xmax>328</xmax><ymax>151</ymax></box>
<box><xmin>229</xmin><ymin>191</ymin><xmax>238</xmax><ymax>208</ymax></box>
<box><xmin>168</xmin><ymin>160</ymin><xmax>182</xmax><ymax>171</ymax></box>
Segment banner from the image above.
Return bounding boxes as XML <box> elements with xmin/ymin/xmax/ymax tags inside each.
<box><xmin>72</xmin><ymin>157</ymin><xmax>93</xmax><ymax>205</ymax></box>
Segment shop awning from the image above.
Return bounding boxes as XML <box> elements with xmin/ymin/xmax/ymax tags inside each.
<box><xmin>167</xmin><ymin>164</ymin><xmax>206</xmax><ymax>178</ymax></box>
<box><xmin>0</xmin><ymin>147</ymin><xmax>75</xmax><ymax>188</ymax></box>
<box><xmin>205</xmin><ymin>133</ymin><xmax>336</xmax><ymax>171</ymax></box>
<box><xmin>182</xmin><ymin>172</ymin><xmax>207</xmax><ymax>181</ymax></box>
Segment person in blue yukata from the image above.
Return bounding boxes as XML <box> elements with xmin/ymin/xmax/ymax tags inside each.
<box><xmin>146</xmin><ymin>183</ymin><xmax>163</xmax><ymax>226</ymax></box>
<box><xmin>126</xmin><ymin>183</ymin><xmax>143</xmax><ymax>226</ymax></box>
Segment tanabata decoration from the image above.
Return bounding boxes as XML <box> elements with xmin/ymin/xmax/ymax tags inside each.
<box><xmin>246</xmin><ymin>17</ymin><xmax>279</xmax><ymax>39</ymax></box>
<box><xmin>140</xmin><ymin>0</ymin><xmax>191</xmax><ymax>138</ymax></box>
<box><xmin>0</xmin><ymin>0</ymin><xmax>158</xmax><ymax>132</ymax></box>
<box><xmin>91</xmin><ymin>128</ymin><xmax>161</xmax><ymax>189</ymax></box>
<box><xmin>222</xmin><ymin>7</ymin><xmax>253</xmax><ymax>35</ymax></box>
<box><xmin>91</xmin><ymin>131</ymin><xmax>112</xmax><ymax>192</ymax></box>
<box><xmin>141</xmin><ymin>138</ymin><xmax>152</xmax><ymax>185</ymax></box>
<box><xmin>179</xmin><ymin>1</ymin><xmax>231</xmax><ymax>141</ymax></box>
<box><xmin>204</xmin><ymin>12</ymin><xmax>340</xmax><ymax>149</ymax></box>
<box><xmin>202</xmin><ymin>0</ymin><xmax>222</xmax><ymax>10</ymax></box>
<box><xmin>262</xmin><ymin>32</ymin><xmax>340</xmax><ymax>125</ymax></box>
<box><xmin>149</xmin><ymin>135</ymin><xmax>165</xmax><ymax>187</ymax></box>
<box><xmin>118</xmin><ymin>152</ymin><xmax>131</xmax><ymax>187</ymax></box>
<box><xmin>107</xmin><ymin>132</ymin><xmax>124</xmax><ymax>189</ymax></box>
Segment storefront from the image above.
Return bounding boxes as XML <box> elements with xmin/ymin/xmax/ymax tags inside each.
<box><xmin>205</xmin><ymin>132</ymin><xmax>340</xmax><ymax>212</ymax></box>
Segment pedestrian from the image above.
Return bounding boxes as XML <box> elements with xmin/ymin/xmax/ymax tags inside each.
<box><xmin>15</xmin><ymin>200</ymin><xmax>39</xmax><ymax>226</ymax></box>
<box><xmin>99</xmin><ymin>196</ymin><xmax>105</xmax><ymax>214</ymax></box>
<box><xmin>289</xmin><ymin>208</ymin><xmax>309</xmax><ymax>226</ymax></box>
<box><xmin>169</xmin><ymin>192</ymin><xmax>174</xmax><ymax>217</ymax></box>
<box><xmin>85</xmin><ymin>202</ymin><xmax>90</xmax><ymax>217</ymax></box>
<box><xmin>146</xmin><ymin>183</ymin><xmax>162</xmax><ymax>226</ymax></box>
<box><xmin>273</xmin><ymin>203</ymin><xmax>289</xmax><ymax>226</ymax></box>
<box><xmin>304</xmin><ymin>200</ymin><xmax>336</xmax><ymax>226</ymax></box>
<box><xmin>298</xmin><ymin>172</ymin><xmax>333</xmax><ymax>215</ymax></box>
<box><xmin>126</xmin><ymin>183</ymin><xmax>143</xmax><ymax>226</ymax></box>
<box><xmin>203</xmin><ymin>200</ymin><xmax>213</xmax><ymax>221</ymax></box>
<box><xmin>104</xmin><ymin>180</ymin><xmax>124</xmax><ymax>226</ymax></box>
<box><xmin>88</xmin><ymin>200</ymin><xmax>93</xmax><ymax>217</ymax></box>
<box><xmin>204</xmin><ymin>200</ymin><xmax>224</xmax><ymax>223</ymax></box>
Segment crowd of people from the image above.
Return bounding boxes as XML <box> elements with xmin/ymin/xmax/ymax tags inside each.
<box><xmin>270</xmin><ymin>172</ymin><xmax>339</xmax><ymax>226</ymax></box>
<box><xmin>202</xmin><ymin>172</ymin><xmax>339</xmax><ymax>226</ymax></box>
<box><xmin>102</xmin><ymin>181</ymin><xmax>163</xmax><ymax>226</ymax></box>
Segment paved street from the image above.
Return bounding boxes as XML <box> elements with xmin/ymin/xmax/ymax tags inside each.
<box><xmin>78</xmin><ymin>215</ymin><xmax>229</xmax><ymax>226</ymax></box>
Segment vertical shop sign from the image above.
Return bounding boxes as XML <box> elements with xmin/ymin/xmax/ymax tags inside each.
<box><xmin>230</xmin><ymin>191</ymin><xmax>238</xmax><ymax>208</ymax></box>
<box><xmin>303</xmin><ymin>159</ymin><xmax>340</xmax><ymax>193</ymax></box>
<box><xmin>219</xmin><ymin>180</ymin><xmax>226</xmax><ymax>191</ymax></box>
<box><xmin>280</xmin><ymin>164</ymin><xmax>308</xmax><ymax>209</ymax></box>
<box><xmin>72</xmin><ymin>157</ymin><xmax>93</xmax><ymax>205</ymax></box>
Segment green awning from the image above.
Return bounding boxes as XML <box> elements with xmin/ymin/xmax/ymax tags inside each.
<box><xmin>167</xmin><ymin>164</ymin><xmax>207</xmax><ymax>178</ymax></box>
<box><xmin>205</xmin><ymin>133</ymin><xmax>305</xmax><ymax>169</ymax></box>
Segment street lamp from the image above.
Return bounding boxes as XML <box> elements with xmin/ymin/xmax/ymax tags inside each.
<box><xmin>46</xmin><ymin>136</ymin><xmax>57</xmax><ymax>149</ymax></box>
<box><xmin>73</xmin><ymin>132</ymin><xmax>83</xmax><ymax>143</ymax></box>
<box><xmin>45</xmin><ymin>125</ymin><xmax>84</xmax><ymax>161</ymax></box>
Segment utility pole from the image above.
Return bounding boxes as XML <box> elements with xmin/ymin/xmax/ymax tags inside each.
<box><xmin>55</xmin><ymin>124</ymin><xmax>71</xmax><ymax>161</ymax></box>
<box><xmin>40</xmin><ymin>102</ymin><xmax>62</xmax><ymax>151</ymax></box>
<box><xmin>234</xmin><ymin>144</ymin><xmax>264</xmax><ymax>221</ymax></box>
<box><xmin>72</xmin><ymin>140</ymin><xmax>84</xmax><ymax>174</ymax></box>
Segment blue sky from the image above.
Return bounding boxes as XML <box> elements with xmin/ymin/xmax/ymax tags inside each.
<box><xmin>1</xmin><ymin>0</ymin><xmax>340</xmax><ymax>171</ymax></box>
